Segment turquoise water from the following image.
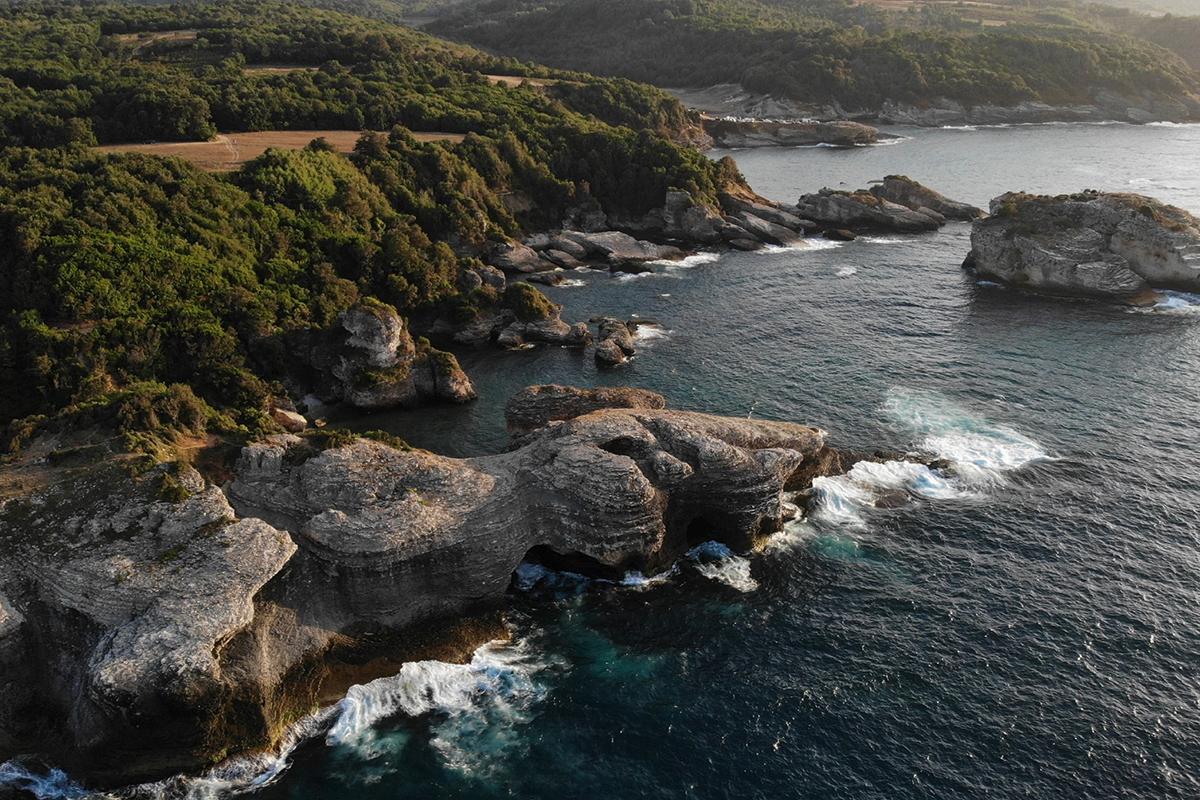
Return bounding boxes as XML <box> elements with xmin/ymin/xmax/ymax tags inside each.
<box><xmin>6</xmin><ymin>122</ymin><xmax>1200</xmax><ymax>799</ymax></box>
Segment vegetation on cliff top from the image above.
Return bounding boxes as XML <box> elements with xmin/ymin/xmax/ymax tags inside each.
<box><xmin>0</xmin><ymin>0</ymin><xmax>744</xmax><ymax>444</ymax></box>
<box><xmin>429</xmin><ymin>0</ymin><xmax>1200</xmax><ymax>110</ymax></box>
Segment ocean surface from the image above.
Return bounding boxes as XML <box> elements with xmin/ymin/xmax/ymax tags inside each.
<box><xmin>6</xmin><ymin>121</ymin><xmax>1200</xmax><ymax>799</ymax></box>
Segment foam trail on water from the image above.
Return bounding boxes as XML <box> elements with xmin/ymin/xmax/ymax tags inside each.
<box><xmin>658</xmin><ymin>252</ymin><xmax>720</xmax><ymax>268</ymax></box>
<box><xmin>686</xmin><ymin>541</ymin><xmax>758</xmax><ymax>592</ymax></box>
<box><xmin>807</xmin><ymin>389</ymin><xmax>1049</xmax><ymax>530</ymax></box>
<box><xmin>883</xmin><ymin>387</ymin><xmax>1049</xmax><ymax>474</ymax></box>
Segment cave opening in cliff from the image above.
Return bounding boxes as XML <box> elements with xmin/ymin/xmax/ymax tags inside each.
<box><xmin>685</xmin><ymin>516</ymin><xmax>717</xmax><ymax>547</ymax></box>
<box><xmin>515</xmin><ymin>545</ymin><xmax>624</xmax><ymax>582</ymax></box>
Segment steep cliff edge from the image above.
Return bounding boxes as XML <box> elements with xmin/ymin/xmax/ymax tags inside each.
<box><xmin>963</xmin><ymin>191</ymin><xmax>1200</xmax><ymax>303</ymax></box>
<box><xmin>0</xmin><ymin>390</ymin><xmax>841</xmax><ymax>787</ymax></box>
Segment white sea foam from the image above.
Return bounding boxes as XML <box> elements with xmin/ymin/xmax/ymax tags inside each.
<box><xmin>835</xmin><ymin>266</ymin><xmax>858</xmax><ymax>277</ymax></box>
<box><xmin>633</xmin><ymin>324</ymin><xmax>670</xmax><ymax>341</ymax></box>
<box><xmin>618</xmin><ymin>566</ymin><xmax>679</xmax><ymax>589</ymax></box>
<box><xmin>883</xmin><ymin>387</ymin><xmax>1049</xmax><ymax>473</ymax></box>
<box><xmin>685</xmin><ymin>541</ymin><xmax>758</xmax><ymax>592</ymax></box>
<box><xmin>806</xmin><ymin>389</ymin><xmax>1049</xmax><ymax>530</ymax></box>
<box><xmin>657</xmin><ymin>252</ymin><xmax>720</xmax><ymax>269</ymax></box>
<box><xmin>326</xmin><ymin>639</ymin><xmax>548</xmax><ymax>777</ymax></box>
<box><xmin>0</xmin><ymin>762</ymin><xmax>87</xmax><ymax>799</ymax></box>
<box><xmin>556</xmin><ymin>278</ymin><xmax>587</xmax><ymax>287</ymax></box>
<box><xmin>1129</xmin><ymin>290</ymin><xmax>1200</xmax><ymax>315</ymax></box>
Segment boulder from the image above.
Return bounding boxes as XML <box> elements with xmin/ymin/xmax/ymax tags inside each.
<box><xmin>271</xmin><ymin>407</ymin><xmax>308</xmax><ymax>433</ymax></box>
<box><xmin>526</xmin><ymin>271</ymin><xmax>568</xmax><ymax>286</ymax></box>
<box><xmin>964</xmin><ymin>191</ymin><xmax>1200</xmax><ymax>303</ymax></box>
<box><xmin>730</xmin><ymin>212</ymin><xmax>806</xmax><ymax>246</ymax></box>
<box><xmin>660</xmin><ymin>191</ymin><xmax>725</xmax><ymax>245</ymax></box>
<box><xmin>541</xmin><ymin>249</ymin><xmax>584</xmax><ymax>269</ymax></box>
<box><xmin>824</xmin><ymin>229</ymin><xmax>857</xmax><ymax>241</ymax></box>
<box><xmin>489</xmin><ymin>241</ymin><xmax>554</xmax><ymax>273</ymax></box>
<box><xmin>592</xmin><ymin>317</ymin><xmax>638</xmax><ymax>366</ymax></box>
<box><xmin>721</xmin><ymin>195</ymin><xmax>819</xmax><ymax>232</ymax></box>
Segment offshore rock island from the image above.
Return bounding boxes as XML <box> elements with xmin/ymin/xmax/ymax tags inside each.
<box><xmin>964</xmin><ymin>191</ymin><xmax>1200</xmax><ymax>304</ymax></box>
<box><xmin>0</xmin><ymin>385</ymin><xmax>879</xmax><ymax>785</ymax></box>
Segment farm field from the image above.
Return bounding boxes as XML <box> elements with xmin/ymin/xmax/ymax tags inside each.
<box><xmin>94</xmin><ymin>129</ymin><xmax>466</xmax><ymax>171</ymax></box>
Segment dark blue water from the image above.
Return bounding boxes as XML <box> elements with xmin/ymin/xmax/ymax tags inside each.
<box><xmin>9</xmin><ymin>123</ymin><xmax>1200</xmax><ymax>799</ymax></box>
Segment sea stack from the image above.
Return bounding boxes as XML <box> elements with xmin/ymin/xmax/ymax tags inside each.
<box><xmin>963</xmin><ymin>191</ymin><xmax>1200</xmax><ymax>304</ymax></box>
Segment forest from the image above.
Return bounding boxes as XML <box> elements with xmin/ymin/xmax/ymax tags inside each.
<box><xmin>0</xmin><ymin>0</ymin><xmax>740</xmax><ymax>446</ymax></box>
<box><xmin>429</xmin><ymin>0</ymin><xmax>1200</xmax><ymax>109</ymax></box>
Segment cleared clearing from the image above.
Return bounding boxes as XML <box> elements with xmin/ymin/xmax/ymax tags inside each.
<box><xmin>242</xmin><ymin>64</ymin><xmax>319</xmax><ymax>74</ymax></box>
<box><xmin>486</xmin><ymin>74</ymin><xmax>558</xmax><ymax>87</ymax></box>
<box><xmin>94</xmin><ymin>130</ymin><xmax>466</xmax><ymax>171</ymax></box>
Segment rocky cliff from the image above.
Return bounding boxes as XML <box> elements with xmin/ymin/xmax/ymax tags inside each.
<box><xmin>0</xmin><ymin>388</ymin><xmax>848</xmax><ymax>787</ymax></box>
<box><xmin>963</xmin><ymin>191</ymin><xmax>1200</xmax><ymax>303</ymax></box>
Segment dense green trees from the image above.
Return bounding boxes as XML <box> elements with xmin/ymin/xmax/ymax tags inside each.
<box><xmin>0</xmin><ymin>1</ymin><xmax>741</xmax><ymax>436</ymax></box>
<box><xmin>430</xmin><ymin>0</ymin><xmax>1200</xmax><ymax>109</ymax></box>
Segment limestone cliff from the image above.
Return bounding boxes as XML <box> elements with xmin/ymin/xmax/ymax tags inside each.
<box><xmin>0</xmin><ymin>390</ymin><xmax>840</xmax><ymax>786</ymax></box>
<box><xmin>964</xmin><ymin>191</ymin><xmax>1200</xmax><ymax>303</ymax></box>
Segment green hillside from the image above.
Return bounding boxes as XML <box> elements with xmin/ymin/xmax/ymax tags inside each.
<box><xmin>0</xmin><ymin>0</ymin><xmax>737</xmax><ymax>440</ymax></box>
<box><xmin>429</xmin><ymin>0</ymin><xmax>1200</xmax><ymax>110</ymax></box>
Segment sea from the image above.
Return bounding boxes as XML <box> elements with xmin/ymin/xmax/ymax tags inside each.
<box><xmin>4</xmin><ymin>121</ymin><xmax>1200</xmax><ymax>799</ymax></box>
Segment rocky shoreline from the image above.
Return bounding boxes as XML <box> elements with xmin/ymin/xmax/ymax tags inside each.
<box><xmin>0</xmin><ymin>385</ymin><xmax>907</xmax><ymax>786</ymax></box>
<box><xmin>666</xmin><ymin>83</ymin><xmax>1200</xmax><ymax>128</ymax></box>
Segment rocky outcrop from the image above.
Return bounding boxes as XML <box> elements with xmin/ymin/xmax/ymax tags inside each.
<box><xmin>0</xmin><ymin>460</ymin><xmax>297</xmax><ymax>783</ymax></box>
<box><xmin>702</xmin><ymin>117</ymin><xmax>888</xmax><ymax>148</ymax></box>
<box><xmin>794</xmin><ymin>178</ymin><xmax>979</xmax><ymax>233</ymax></box>
<box><xmin>593</xmin><ymin>317</ymin><xmax>639</xmax><ymax>366</ymax></box>
<box><xmin>311</xmin><ymin>302</ymin><xmax>476</xmax><ymax>408</ymax></box>
<box><xmin>963</xmin><ymin>191</ymin><xmax>1200</xmax><ymax>303</ymax></box>
<box><xmin>666</xmin><ymin>83</ymin><xmax>1200</xmax><ymax>127</ymax></box>
<box><xmin>0</xmin><ymin>387</ymin><xmax>876</xmax><ymax>785</ymax></box>
<box><xmin>505</xmin><ymin>384</ymin><xmax>666</xmax><ymax>440</ymax></box>
<box><xmin>869</xmin><ymin>175</ymin><xmax>984</xmax><ymax>222</ymax></box>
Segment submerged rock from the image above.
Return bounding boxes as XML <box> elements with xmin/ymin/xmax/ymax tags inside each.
<box><xmin>964</xmin><ymin>191</ymin><xmax>1200</xmax><ymax>303</ymax></box>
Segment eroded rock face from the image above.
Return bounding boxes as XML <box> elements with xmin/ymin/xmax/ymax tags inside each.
<box><xmin>0</xmin><ymin>390</ymin><xmax>838</xmax><ymax>784</ymax></box>
<box><xmin>0</xmin><ymin>461</ymin><xmax>296</xmax><ymax>782</ymax></box>
<box><xmin>964</xmin><ymin>191</ymin><xmax>1200</xmax><ymax>303</ymax></box>
<box><xmin>313</xmin><ymin>303</ymin><xmax>476</xmax><ymax>408</ymax></box>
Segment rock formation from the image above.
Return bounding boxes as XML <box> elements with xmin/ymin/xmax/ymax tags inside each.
<box><xmin>869</xmin><ymin>175</ymin><xmax>984</xmax><ymax>222</ymax></box>
<box><xmin>310</xmin><ymin>302</ymin><xmax>476</xmax><ymax>409</ymax></box>
<box><xmin>796</xmin><ymin>187</ymin><xmax>943</xmax><ymax>233</ymax></box>
<box><xmin>701</xmin><ymin>117</ymin><xmax>888</xmax><ymax>148</ymax></box>
<box><xmin>963</xmin><ymin>191</ymin><xmax>1200</xmax><ymax>303</ymax></box>
<box><xmin>0</xmin><ymin>389</ymin><xmax>843</xmax><ymax>785</ymax></box>
<box><xmin>505</xmin><ymin>384</ymin><xmax>666</xmax><ymax>441</ymax></box>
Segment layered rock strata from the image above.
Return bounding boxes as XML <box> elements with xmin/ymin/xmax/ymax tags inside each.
<box><xmin>963</xmin><ymin>191</ymin><xmax>1200</xmax><ymax>303</ymax></box>
<box><xmin>0</xmin><ymin>391</ymin><xmax>843</xmax><ymax>786</ymax></box>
